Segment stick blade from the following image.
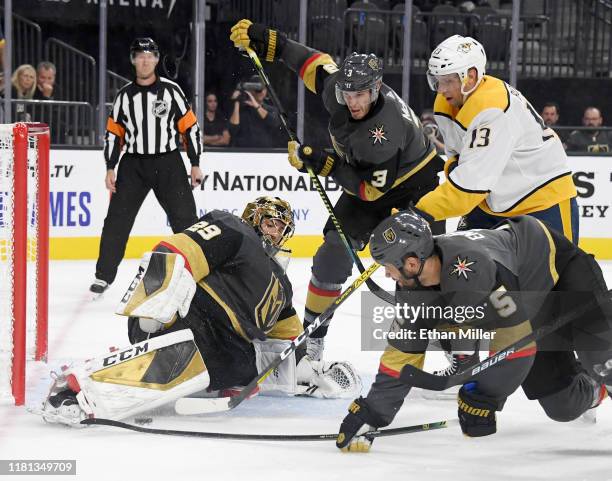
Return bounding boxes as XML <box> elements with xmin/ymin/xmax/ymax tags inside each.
<box><xmin>174</xmin><ymin>397</ymin><xmax>232</xmax><ymax>415</ymax></box>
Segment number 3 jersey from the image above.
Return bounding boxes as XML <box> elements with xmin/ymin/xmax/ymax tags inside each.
<box><xmin>416</xmin><ymin>75</ymin><xmax>577</xmax><ymax>220</ymax></box>
<box><xmin>153</xmin><ymin>210</ymin><xmax>302</xmax><ymax>389</ymax></box>
<box><xmin>278</xmin><ymin>39</ymin><xmax>440</xmax><ymax>202</ymax></box>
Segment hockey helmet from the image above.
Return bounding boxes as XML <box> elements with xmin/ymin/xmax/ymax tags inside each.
<box><xmin>242</xmin><ymin>196</ymin><xmax>295</xmax><ymax>253</ymax></box>
<box><xmin>335</xmin><ymin>52</ymin><xmax>383</xmax><ymax>105</ymax></box>
<box><xmin>370</xmin><ymin>210</ymin><xmax>434</xmax><ymax>271</ymax></box>
<box><xmin>427</xmin><ymin>35</ymin><xmax>486</xmax><ymax>96</ymax></box>
<box><xmin>130</xmin><ymin>37</ymin><xmax>160</xmax><ymax>63</ymax></box>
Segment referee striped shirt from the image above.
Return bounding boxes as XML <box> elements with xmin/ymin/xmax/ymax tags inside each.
<box><xmin>104</xmin><ymin>76</ymin><xmax>203</xmax><ymax>169</ymax></box>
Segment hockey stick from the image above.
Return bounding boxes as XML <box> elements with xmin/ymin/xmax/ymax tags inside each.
<box><xmin>81</xmin><ymin>417</ymin><xmax>453</xmax><ymax>440</ymax></box>
<box><xmin>176</xmin><ymin>262</ymin><xmax>380</xmax><ymax>414</ymax></box>
<box><xmin>243</xmin><ymin>47</ymin><xmax>394</xmax><ymax>306</ymax></box>
<box><xmin>400</xmin><ymin>289</ymin><xmax>612</xmax><ymax>391</ymax></box>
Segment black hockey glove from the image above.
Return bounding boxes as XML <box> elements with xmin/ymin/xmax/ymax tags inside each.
<box><xmin>457</xmin><ymin>383</ymin><xmax>501</xmax><ymax>437</ymax></box>
<box><xmin>230</xmin><ymin>19</ymin><xmax>287</xmax><ymax>62</ymax></box>
<box><xmin>288</xmin><ymin>141</ymin><xmax>336</xmax><ymax>176</ymax></box>
<box><xmin>336</xmin><ymin>397</ymin><xmax>383</xmax><ymax>452</ymax></box>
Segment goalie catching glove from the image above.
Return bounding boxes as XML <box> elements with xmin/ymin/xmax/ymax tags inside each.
<box><xmin>288</xmin><ymin>140</ymin><xmax>336</xmax><ymax>177</ymax></box>
<box><xmin>115</xmin><ymin>251</ymin><xmax>196</xmax><ymax>333</ymax></box>
<box><xmin>230</xmin><ymin>19</ymin><xmax>287</xmax><ymax>62</ymax></box>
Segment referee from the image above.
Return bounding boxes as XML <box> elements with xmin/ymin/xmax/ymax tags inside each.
<box><xmin>90</xmin><ymin>37</ymin><xmax>203</xmax><ymax>297</ymax></box>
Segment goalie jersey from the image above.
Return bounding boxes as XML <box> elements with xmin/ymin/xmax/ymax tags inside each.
<box><xmin>279</xmin><ymin>40</ymin><xmax>439</xmax><ymax>201</ymax></box>
<box><xmin>416</xmin><ymin>76</ymin><xmax>577</xmax><ymax>220</ymax></box>
<box><xmin>148</xmin><ymin>210</ymin><xmax>302</xmax><ymax>389</ymax></box>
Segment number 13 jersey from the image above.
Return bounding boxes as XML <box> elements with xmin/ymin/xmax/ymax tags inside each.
<box><xmin>416</xmin><ymin>75</ymin><xmax>577</xmax><ymax>220</ymax></box>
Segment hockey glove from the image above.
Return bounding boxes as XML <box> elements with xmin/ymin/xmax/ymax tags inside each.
<box><xmin>230</xmin><ymin>19</ymin><xmax>286</xmax><ymax>62</ymax></box>
<box><xmin>457</xmin><ymin>383</ymin><xmax>501</xmax><ymax>437</ymax></box>
<box><xmin>336</xmin><ymin>397</ymin><xmax>383</xmax><ymax>452</ymax></box>
<box><xmin>288</xmin><ymin>140</ymin><xmax>336</xmax><ymax>176</ymax></box>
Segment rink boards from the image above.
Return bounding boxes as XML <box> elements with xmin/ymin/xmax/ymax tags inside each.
<box><xmin>46</xmin><ymin>150</ymin><xmax>612</xmax><ymax>259</ymax></box>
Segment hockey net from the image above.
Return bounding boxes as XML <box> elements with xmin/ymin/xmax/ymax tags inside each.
<box><xmin>0</xmin><ymin>123</ymin><xmax>49</xmax><ymax>406</ymax></box>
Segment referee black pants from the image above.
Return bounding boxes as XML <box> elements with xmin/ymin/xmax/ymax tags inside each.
<box><xmin>95</xmin><ymin>150</ymin><xmax>198</xmax><ymax>284</ymax></box>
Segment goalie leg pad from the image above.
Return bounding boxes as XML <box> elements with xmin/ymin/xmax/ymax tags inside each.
<box><xmin>41</xmin><ymin>330</ymin><xmax>209</xmax><ymax>425</ymax></box>
<box><xmin>254</xmin><ymin>339</ymin><xmax>297</xmax><ymax>395</ymax></box>
<box><xmin>116</xmin><ymin>251</ymin><xmax>196</xmax><ymax>324</ymax></box>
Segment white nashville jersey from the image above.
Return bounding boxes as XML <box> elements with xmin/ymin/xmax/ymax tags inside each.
<box><xmin>433</xmin><ymin>76</ymin><xmax>575</xmax><ymax>215</ymax></box>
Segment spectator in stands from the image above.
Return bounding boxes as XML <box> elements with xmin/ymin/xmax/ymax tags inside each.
<box><xmin>11</xmin><ymin>64</ymin><xmax>37</xmax><ymax>99</ymax></box>
<box><xmin>566</xmin><ymin>107</ymin><xmax>612</xmax><ymax>153</ymax></box>
<box><xmin>540</xmin><ymin>102</ymin><xmax>566</xmax><ymax>145</ymax></box>
<box><xmin>229</xmin><ymin>74</ymin><xmax>286</xmax><ymax>148</ymax></box>
<box><xmin>33</xmin><ymin>61</ymin><xmax>59</xmax><ymax>100</ymax></box>
<box><xmin>9</xmin><ymin>64</ymin><xmax>37</xmax><ymax>122</ymax></box>
<box><xmin>420</xmin><ymin>109</ymin><xmax>445</xmax><ymax>152</ymax></box>
<box><xmin>203</xmin><ymin>92</ymin><xmax>230</xmax><ymax>146</ymax></box>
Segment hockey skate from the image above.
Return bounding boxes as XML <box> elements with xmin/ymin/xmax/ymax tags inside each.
<box><xmin>420</xmin><ymin>351</ymin><xmax>480</xmax><ymax>400</ymax></box>
<box><xmin>89</xmin><ymin>278</ymin><xmax>109</xmax><ymax>300</ymax></box>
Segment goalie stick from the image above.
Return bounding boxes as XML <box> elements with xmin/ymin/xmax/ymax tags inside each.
<box><xmin>175</xmin><ymin>263</ymin><xmax>380</xmax><ymax>415</ymax></box>
<box><xmin>400</xmin><ymin>289</ymin><xmax>612</xmax><ymax>391</ymax></box>
<box><xmin>244</xmin><ymin>47</ymin><xmax>394</xmax><ymax>306</ymax></box>
<box><xmin>81</xmin><ymin>417</ymin><xmax>454</xmax><ymax>440</ymax></box>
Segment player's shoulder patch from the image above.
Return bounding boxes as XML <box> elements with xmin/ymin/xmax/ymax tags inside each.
<box><xmin>437</xmin><ymin>237</ymin><xmax>497</xmax><ymax>291</ymax></box>
<box><xmin>455</xmin><ymin>76</ymin><xmax>510</xmax><ymax>130</ymax></box>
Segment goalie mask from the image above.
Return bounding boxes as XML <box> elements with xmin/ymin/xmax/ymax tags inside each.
<box><xmin>242</xmin><ymin>196</ymin><xmax>295</xmax><ymax>257</ymax></box>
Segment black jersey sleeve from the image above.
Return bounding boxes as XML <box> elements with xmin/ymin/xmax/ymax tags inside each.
<box><xmin>278</xmin><ymin>39</ymin><xmax>341</xmax><ymax>114</ymax></box>
<box><xmin>153</xmin><ymin>212</ymin><xmax>243</xmax><ymax>282</ymax></box>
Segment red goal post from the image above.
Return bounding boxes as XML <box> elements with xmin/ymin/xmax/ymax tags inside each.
<box><xmin>0</xmin><ymin>123</ymin><xmax>49</xmax><ymax>406</ymax></box>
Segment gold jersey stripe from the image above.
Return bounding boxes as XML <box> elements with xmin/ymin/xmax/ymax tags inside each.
<box><xmin>415</xmin><ymin>175</ymin><xmax>488</xmax><ymax>221</ymax></box>
<box><xmin>434</xmin><ymin>76</ymin><xmax>510</xmax><ymax>129</ymax></box>
<box><xmin>478</xmin><ymin>174</ymin><xmax>577</xmax><ymax>217</ymax></box>
<box><xmin>359</xmin><ymin>149</ymin><xmax>438</xmax><ymax>201</ymax></box>
<box><xmin>300</xmin><ymin>53</ymin><xmax>337</xmax><ymax>94</ymax></box>
<box><xmin>490</xmin><ymin>317</ymin><xmax>535</xmax><ymax>354</ymax></box>
<box><xmin>199</xmin><ymin>280</ymin><xmax>249</xmax><ymax>341</ymax></box>
<box><xmin>534</xmin><ymin>219</ymin><xmax>560</xmax><ymax>284</ymax></box>
<box><xmin>267</xmin><ymin>314</ymin><xmax>303</xmax><ymax>340</ymax></box>
<box><xmin>163</xmin><ymin>233</ymin><xmax>210</xmax><ymax>280</ymax></box>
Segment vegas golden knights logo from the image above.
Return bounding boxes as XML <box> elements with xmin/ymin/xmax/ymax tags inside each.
<box><xmin>255</xmin><ymin>274</ymin><xmax>286</xmax><ymax>332</ymax></box>
<box><xmin>383</xmin><ymin>227</ymin><xmax>397</xmax><ymax>243</ymax></box>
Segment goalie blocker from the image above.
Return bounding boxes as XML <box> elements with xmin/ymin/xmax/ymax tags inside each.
<box><xmin>41</xmin><ymin>199</ymin><xmax>361</xmax><ymax>425</ymax></box>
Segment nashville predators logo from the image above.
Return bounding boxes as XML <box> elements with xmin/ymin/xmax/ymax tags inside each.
<box><xmin>255</xmin><ymin>274</ymin><xmax>286</xmax><ymax>332</ymax></box>
<box><xmin>152</xmin><ymin>99</ymin><xmax>169</xmax><ymax>118</ymax></box>
<box><xmin>369</xmin><ymin>124</ymin><xmax>388</xmax><ymax>145</ymax></box>
<box><xmin>450</xmin><ymin>256</ymin><xmax>476</xmax><ymax>280</ymax></box>
<box><xmin>383</xmin><ymin>227</ymin><xmax>397</xmax><ymax>243</ymax></box>
<box><xmin>457</xmin><ymin>42</ymin><xmax>473</xmax><ymax>53</ymax></box>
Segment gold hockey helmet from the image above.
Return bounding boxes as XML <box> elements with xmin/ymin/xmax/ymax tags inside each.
<box><xmin>241</xmin><ymin>196</ymin><xmax>295</xmax><ymax>250</ymax></box>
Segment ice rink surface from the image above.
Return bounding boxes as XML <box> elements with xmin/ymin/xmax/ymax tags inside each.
<box><xmin>1</xmin><ymin>258</ymin><xmax>612</xmax><ymax>481</ymax></box>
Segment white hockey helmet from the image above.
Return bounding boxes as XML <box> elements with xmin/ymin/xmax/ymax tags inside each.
<box><xmin>427</xmin><ymin>35</ymin><xmax>487</xmax><ymax>96</ymax></box>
